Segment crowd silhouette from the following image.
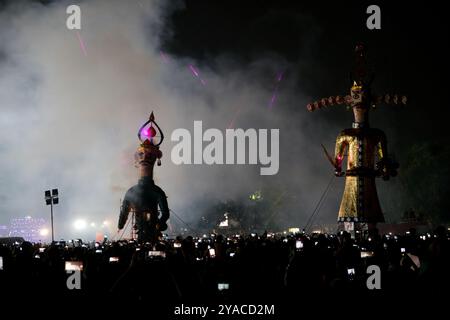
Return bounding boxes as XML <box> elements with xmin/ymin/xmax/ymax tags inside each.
<box><xmin>0</xmin><ymin>227</ymin><xmax>449</xmax><ymax>309</ymax></box>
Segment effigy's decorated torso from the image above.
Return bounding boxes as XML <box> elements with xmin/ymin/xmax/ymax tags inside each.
<box><xmin>335</xmin><ymin>127</ymin><xmax>387</xmax><ymax>223</ymax></box>
<box><xmin>336</xmin><ymin>127</ymin><xmax>386</xmax><ymax>174</ymax></box>
<box><xmin>119</xmin><ymin>177</ymin><xmax>169</xmax><ymax>231</ymax></box>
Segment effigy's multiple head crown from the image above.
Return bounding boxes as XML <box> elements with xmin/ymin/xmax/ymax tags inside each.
<box><xmin>306</xmin><ymin>43</ymin><xmax>407</xmax><ymax>115</ymax></box>
<box><xmin>135</xmin><ymin>112</ymin><xmax>164</xmax><ymax>170</ymax></box>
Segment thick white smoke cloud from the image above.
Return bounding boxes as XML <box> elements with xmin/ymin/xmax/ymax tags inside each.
<box><xmin>0</xmin><ymin>0</ymin><xmax>350</xmax><ymax>239</ymax></box>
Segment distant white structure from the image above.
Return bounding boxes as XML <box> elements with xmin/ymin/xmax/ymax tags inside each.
<box><xmin>218</xmin><ymin>212</ymin><xmax>240</xmax><ymax>229</ymax></box>
<box><xmin>219</xmin><ymin>213</ymin><xmax>229</xmax><ymax>227</ymax></box>
<box><xmin>9</xmin><ymin>216</ymin><xmax>47</xmax><ymax>242</ymax></box>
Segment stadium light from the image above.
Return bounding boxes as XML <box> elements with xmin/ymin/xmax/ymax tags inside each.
<box><xmin>39</xmin><ymin>228</ymin><xmax>49</xmax><ymax>237</ymax></box>
<box><xmin>74</xmin><ymin>219</ymin><xmax>87</xmax><ymax>230</ymax></box>
<box><xmin>45</xmin><ymin>188</ymin><xmax>59</xmax><ymax>242</ymax></box>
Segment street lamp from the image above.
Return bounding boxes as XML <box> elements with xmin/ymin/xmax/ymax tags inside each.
<box><xmin>45</xmin><ymin>188</ymin><xmax>59</xmax><ymax>243</ymax></box>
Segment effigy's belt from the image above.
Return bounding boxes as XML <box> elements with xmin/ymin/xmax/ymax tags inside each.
<box><xmin>345</xmin><ymin>168</ymin><xmax>378</xmax><ymax>177</ymax></box>
<box><xmin>338</xmin><ymin>217</ymin><xmax>367</xmax><ymax>222</ymax></box>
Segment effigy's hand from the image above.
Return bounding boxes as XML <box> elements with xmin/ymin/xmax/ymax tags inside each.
<box><xmin>156</xmin><ymin>221</ymin><xmax>168</xmax><ymax>231</ymax></box>
<box><xmin>376</xmin><ymin>158</ymin><xmax>398</xmax><ymax>180</ymax></box>
<box><xmin>334</xmin><ymin>168</ymin><xmax>345</xmax><ymax>177</ymax></box>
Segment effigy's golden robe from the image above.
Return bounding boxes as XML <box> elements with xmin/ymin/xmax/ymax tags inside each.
<box><xmin>335</xmin><ymin>127</ymin><xmax>387</xmax><ymax>223</ymax></box>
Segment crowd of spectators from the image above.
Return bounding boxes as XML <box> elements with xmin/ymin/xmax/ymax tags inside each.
<box><xmin>0</xmin><ymin>226</ymin><xmax>449</xmax><ymax>306</ymax></box>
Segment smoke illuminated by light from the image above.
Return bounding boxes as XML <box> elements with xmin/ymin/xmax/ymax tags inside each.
<box><xmin>0</xmin><ymin>0</ymin><xmax>358</xmax><ymax>239</ymax></box>
<box><xmin>74</xmin><ymin>219</ymin><xmax>87</xmax><ymax>230</ymax></box>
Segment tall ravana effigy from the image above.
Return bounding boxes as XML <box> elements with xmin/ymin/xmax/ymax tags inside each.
<box><xmin>306</xmin><ymin>44</ymin><xmax>407</xmax><ymax>231</ymax></box>
<box><xmin>118</xmin><ymin>112</ymin><xmax>170</xmax><ymax>242</ymax></box>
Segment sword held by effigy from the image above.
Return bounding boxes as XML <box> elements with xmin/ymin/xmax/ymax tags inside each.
<box><xmin>321</xmin><ymin>143</ymin><xmax>336</xmax><ymax>167</ymax></box>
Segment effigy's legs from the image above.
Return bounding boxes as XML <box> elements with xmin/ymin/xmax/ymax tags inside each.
<box><xmin>134</xmin><ymin>212</ymin><xmax>160</xmax><ymax>243</ymax></box>
<box><xmin>337</xmin><ymin>175</ymin><xmax>384</xmax><ymax>224</ymax></box>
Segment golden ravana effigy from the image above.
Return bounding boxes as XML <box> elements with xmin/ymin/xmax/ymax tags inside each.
<box><xmin>307</xmin><ymin>44</ymin><xmax>406</xmax><ymax>228</ymax></box>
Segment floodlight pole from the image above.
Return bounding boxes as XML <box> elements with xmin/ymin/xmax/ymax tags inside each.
<box><xmin>50</xmin><ymin>201</ymin><xmax>54</xmax><ymax>243</ymax></box>
<box><xmin>45</xmin><ymin>189</ymin><xmax>58</xmax><ymax>243</ymax></box>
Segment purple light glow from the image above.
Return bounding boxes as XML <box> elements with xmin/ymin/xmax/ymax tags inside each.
<box><xmin>142</xmin><ymin>127</ymin><xmax>157</xmax><ymax>138</ymax></box>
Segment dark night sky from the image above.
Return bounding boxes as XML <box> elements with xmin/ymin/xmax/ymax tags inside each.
<box><xmin>160</xmin><ymin>0</ymin><xmax>450</xmax><ymax>141</ymax></box>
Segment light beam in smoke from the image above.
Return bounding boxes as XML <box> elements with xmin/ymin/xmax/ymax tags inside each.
<box><xmin>76</xmin><ymin>31</ymin><xmax>88</xmax><ymax>57</ymax></box>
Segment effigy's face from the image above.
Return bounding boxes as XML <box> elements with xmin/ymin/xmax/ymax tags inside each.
<box><xmin>350</xmin><ymin>84</ymin><xmax>364</xmax><ymax>105</ymax></box>
<box><xmin>350</xmin><ymin>84</ymin><xmax>370</xmax><ymax>123</ymax></box>
<box><xmin>134</xmin><ymin>140</ymin><xmax>163</xmax><ymax>177</ymax></box>
<box><xmin>134</xmin><ymin>145</ymin><xmax>157</xmax><ymax>169</ymax></box>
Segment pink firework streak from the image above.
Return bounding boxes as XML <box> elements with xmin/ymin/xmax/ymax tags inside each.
<box><xmin>269</xmin><ymin>90</ymin><xmax>278</xmax><ymax>109</ymax></box>
<box><xmin>188</xmin><ymin>64</ymin><xmax>207</xmax><ymax>86</ymax></box>
<box><xmin>76</xmin><ymin>31</ymin><xmax>88</xmax><ymax>57</ymax></box>
<box><xmin>189</xmin><ymin>64</ymin><xmax>199</xmax><ymax>77</ymax></box>
<box><xmin>269</xmin><ymin>70</ymin><xmax>284</xmax><ymax>109</ymax></box>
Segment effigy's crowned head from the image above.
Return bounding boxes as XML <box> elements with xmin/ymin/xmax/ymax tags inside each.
<box><xmin>135</xmin><ymin>140</ymin><xmax>162</xmax><ymax>169</ymax></box>
<box><xmin>305</xmin><ymin>43</ymin><xmax>407</xmax><ymax>126</ymax></box>
<box><xmin>349</xmin><ymin>44</ymin><xmax>374</xmax><ymax>124</ymax></box>
<box><xmin>135</xmin><ymin>112</ymin><xmax>164</xmax><ymax>175</ymax></box>
<box><xmin>350</xmin><ymin>44</ymin><xmax>372</xmax><ymax>107</ymax></box>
